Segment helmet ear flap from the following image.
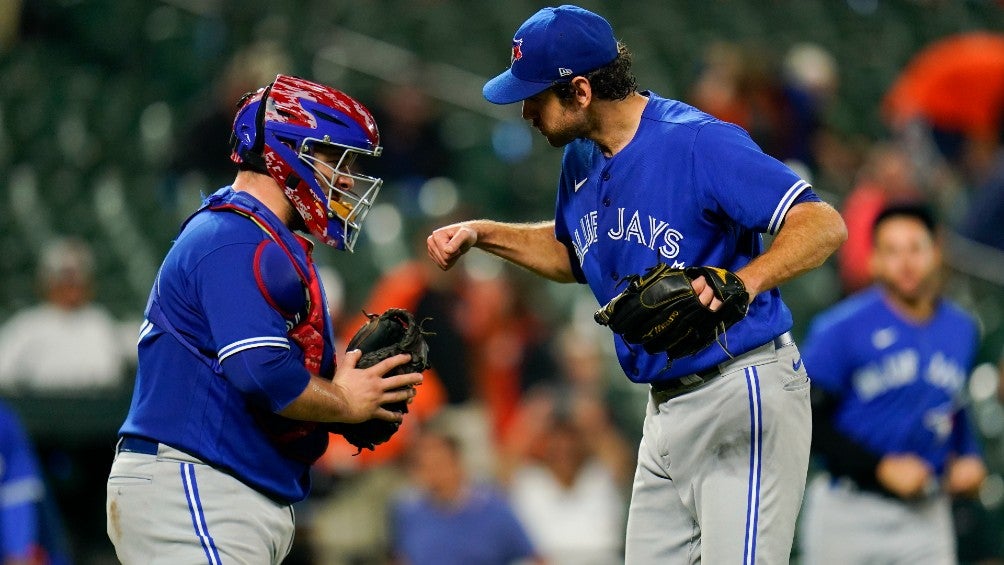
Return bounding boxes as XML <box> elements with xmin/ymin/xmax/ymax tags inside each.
<box><xmin>230</xmin><ymin>84</ymin><xmax>273</xmax><ymax>173</ymax></box>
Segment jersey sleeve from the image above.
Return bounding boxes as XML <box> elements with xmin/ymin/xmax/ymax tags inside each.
<box><xmin>220</xmin><ymin>347</ymin><xmax>311</xmax><ymax>412</ymax></box>
<box><xmin>194</xmin><ymin>242</ymin><xmax>311</xmax><ymax>411</ymax></box>
<box><xmin>553</xmin><ymin>172</ymin><xmax>588</xmax><ymax>284</ymax></box>
<box><xmin>693</xmin><ymin>122</ymin><xmax>814</xmax><ymax>235</ymax></box>
<box><xmin>554</xmin><ymin>233</ymin><xmax>587</xmax><ymax>283</ymax></box>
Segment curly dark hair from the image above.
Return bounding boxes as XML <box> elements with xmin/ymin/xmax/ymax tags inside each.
<box><xmin>551</xmin><ymin>42</ymin><xmax>637</xmax><ymax>101</ymax></box>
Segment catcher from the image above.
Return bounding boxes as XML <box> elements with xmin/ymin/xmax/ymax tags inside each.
<box><xmin>106</xmin><ymin>76</ymin><xmax>425</xmax><ymax>565</ymax></box>
<box><xmin>428</xmin><ymin>5</ymin><xmax>847</xmax><ymax>563</ymax></box>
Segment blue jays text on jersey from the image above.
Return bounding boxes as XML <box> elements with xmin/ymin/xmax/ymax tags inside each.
<box><xmin>802</xmin><ymin>287</ymin><xmax>982</xmax><ymax>476</ymax></box>
<box><xmin>554</xmin><ymin>92</ymin><xmax>819</xmax><ymax>382</ymax></box>
<box><xmin>570</xmin><ymin>208</ymin><xmax>686</xmax><ymax>266</ymax></box>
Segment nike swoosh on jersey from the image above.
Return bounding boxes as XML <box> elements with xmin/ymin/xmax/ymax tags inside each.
<box><xmin>792</xmin><ymin>357</ymin><xmax>803</xmax><ymax>371</ymax></box>
<box><xmin>574</xmin><ymin>177</ymin><xmax>588</xmax><ymax>192</ymax></box>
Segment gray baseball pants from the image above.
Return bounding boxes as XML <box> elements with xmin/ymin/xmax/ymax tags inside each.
<box><xmin>799</xmin><ymin>474</ymin><xmax>956</xmax><ymax>564</ymax></box>
<box><xmin>107</xmin><ymin>441</ymin><xmax>295</xmax><ymax>564</ymax></box>
<box><xmin>624</xmin><ymin>335</ymin><xmax>811</xmax><ymax>564</ymax></box>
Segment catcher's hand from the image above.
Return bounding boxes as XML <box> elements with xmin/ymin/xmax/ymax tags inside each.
<box><xmin>328</xmin><ymin>308</ymin><xmax>431</xmax><ymax>452</ymax></box>
<box><xmin>594</xmin><ymin>264</ymin><xmax>749</xmax><ymax>360</ymax></box>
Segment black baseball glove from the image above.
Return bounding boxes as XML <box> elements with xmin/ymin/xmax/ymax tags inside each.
<box><xmin>328</xmin><ymin>308</ymin><xmax>431</xmax><ymax>452</ymax></box>
<box><xmin>594</xmin><ymin>264</ymin><xmax>749</xmax><ymax>360</ymax></box>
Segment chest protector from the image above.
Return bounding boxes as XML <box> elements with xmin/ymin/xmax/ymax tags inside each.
<box><xmin>146</xmin><ymin>189</ymin><xmax>334</xmax><ymax>463</ymax></box>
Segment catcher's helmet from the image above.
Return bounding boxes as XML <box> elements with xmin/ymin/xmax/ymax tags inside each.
<box><xmin>231</xmin><ymin>74</ymin><xmax>383</xmax><ymax>251</ymax></box>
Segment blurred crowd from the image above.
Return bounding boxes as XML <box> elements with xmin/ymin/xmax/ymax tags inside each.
<box><xmin>1</xmin><ymin>1</ymin><xmax>1004</xmax><ymax>564</ymax></box>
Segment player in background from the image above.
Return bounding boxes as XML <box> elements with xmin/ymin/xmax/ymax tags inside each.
<box><xmin>106</xmin><ymin>75</ymin><xmax>423</xmax><ymax>565</ymax></box>
<box><xmin>799</xmin><ymin>203</ymin><xmax>986</xmax><ymax>564</ymax></box>
<box><xmin>427</xmin><ymin>5</ymin><xmax>846</xmax><ymax>563</ymax></box>
<box><xmin>0</xmin><ymin>399</ymin><xmax>46</xmax><ymax>565</ymax></box>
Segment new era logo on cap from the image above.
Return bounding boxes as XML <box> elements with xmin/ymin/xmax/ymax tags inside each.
<box><xmin>483</xmin><ymin>4</ymin><xmax>619</xmax><ymax>105</ymax></box>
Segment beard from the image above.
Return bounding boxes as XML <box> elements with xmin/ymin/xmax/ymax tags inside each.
<box><xmin>540</xmin><ymin>126</ymin><xmax>579</xmax><ymax>147</ymax></box>
<box><xmin>534</xmin><ymin>110</ymin><xmax>589</xmax><ymax>148</ymax></box>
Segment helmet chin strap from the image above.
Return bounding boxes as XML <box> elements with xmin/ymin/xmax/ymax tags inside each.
<box><xmin>288</xmin><ymin>210</ymin><xmax>308</xmax><ymax>233</ymax></box>
<box><xmin>279</xmin><ymin>173</ymin><xmax>310</xmax><ymax>232</ymax></box>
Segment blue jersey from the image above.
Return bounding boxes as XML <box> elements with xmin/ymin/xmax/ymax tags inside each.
<box><xmin>119</xmin><ymin>187</ymin><xmax>336</xmax><ymax>503</ymax></box>
<box><xmin>555</xmin><ymin>93</ymin><xmax>818</xmax><ymax>382</ymax></box>
<box><xmin>0</xmin><ymin>400</ymin><xmax>44</xmax><ymax>561</ymax></box>
<box><xmin>802</xmin><ymin>287</ymin><xmax>981</xmax><ymax>476</ymax></box>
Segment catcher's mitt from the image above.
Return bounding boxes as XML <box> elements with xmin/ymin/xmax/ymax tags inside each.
<box><xmin>594</xmin><ymin>264</ymin><xmax>749</xmax><ymax>360</ymax></box>
<box><xmin>328</xmin><ymin>308</ymin><xmax>431</xmax><ymax>452</ymax></box>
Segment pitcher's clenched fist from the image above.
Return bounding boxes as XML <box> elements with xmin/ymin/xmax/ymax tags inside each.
<box><xmin>427</xmin><ymin>222</ymin><xmax>479</xmax><ymax>271</ymax></box>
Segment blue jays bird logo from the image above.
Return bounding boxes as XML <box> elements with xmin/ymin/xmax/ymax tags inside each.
<box><xmin>511</xmin><ymin>38</ymin><xmax>523</xmax><ymax>65</ymax></box>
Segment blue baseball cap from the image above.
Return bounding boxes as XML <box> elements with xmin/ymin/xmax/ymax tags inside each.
<box><xmin>483</xmin><ymin>5</ymin><xmax>618</xmax><ymax>105</ymax></box>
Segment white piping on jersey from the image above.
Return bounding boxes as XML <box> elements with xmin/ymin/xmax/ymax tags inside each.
<box><xmin>137</xmin><ymin>320</ymin><xmax>154</xmax><ymax>344</ymax></box>
<box><xmin>767</xmin><ymin>179</ymin><xmax>810</xmax><ymax>235</ymax></box>
<box><xmin>217</xmin><ymin>336</ymin><xmax>291</xmax><ymax>362</ymax></box>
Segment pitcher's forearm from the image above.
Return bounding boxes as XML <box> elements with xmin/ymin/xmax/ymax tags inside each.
<box><xmin>738</xmin><ymin>202</ymin><xmax>847</xmax><ymax>297</ymax></box>
<box><xmin>468</xmin><ymin>220</ymin><xmax>578</xmax><ymax>283</ymax></box>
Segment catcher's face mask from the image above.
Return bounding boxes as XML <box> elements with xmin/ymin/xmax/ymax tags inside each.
<box><xmin>230</xmin><ymin>74</ymin><xmax>383</xmax><ymax>251</ymax></box>
<box><xmin>298</xmin><ymin>138</ymin><xmax>382</xmax><ymax>252</ymax></box>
